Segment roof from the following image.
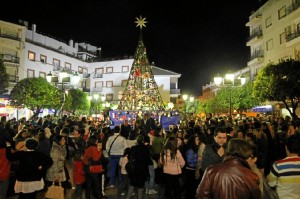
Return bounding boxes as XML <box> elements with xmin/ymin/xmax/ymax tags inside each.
<box><xmin>151</xmin><ymin>66</ymin><xmax>181</xmax><ymax>76</ymax></box>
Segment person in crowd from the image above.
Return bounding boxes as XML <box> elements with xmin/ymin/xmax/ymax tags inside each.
<box><xmin>197</xmin><ymin>138</ymin><xmax>262</xmax><ymax>199</ymax></box>
<box><xmin>150</xmin><ymin>128</ymin><xmax>164</xmax><ymax>185</ymax></box>
<box><xmin>185</xmin><ymin>134</ymin><xmax>201</xmax><ymax>199</ymax></box>
<box><xmin>36</xmin><ymin>130</ymin><xmax>51</xmax><ymax>156</ymax></box>
<box><xmin>97</xmin><ymin>140</ymin><xmax>109</xmax><ymax>198</ymax></box>
<box><xmin>118</xmin><ymin>148</ymin><xmax>130</xmax><ymax>197</ymax></box>
<box><xmin>83</xmin><ymin>135</ymin><xmax>103</xmax><ymax>199</ymax></box>
<box><xmin>141</xmin><ymin>112</ymin><xmax>156</xmax><ymax>134</ymax></box>
<box><xmin>120</xmin><ymin>120</ymin><xmax>132</xmax><ymax>139</ymax></box>
<box><xmin>160</xmin><ymin>136</ymin><xmax>185</xmax><ymax>199</ymax></box>
<box><xmin>126</xmin><ymin>135</ymin><xmax>152</xmax><ymax>199</ymax></box>
<box><xmin>71</xmin><ymin>150</ymin><xmax>85</xmax><ymax>199</ymax></box>
<box><xmin>46</xmin><ymin>135</ymin><xmax>67</xmax><ymax>188</ymax></box>
<box><xmin>144</xmin><ymin>135</ymin><xmax>157</xmax><ymax>195</ymax></box>
<box><xmin>6</xmin><ymin>138</ymin><xmax>53</xmax><ymax>199</ymax></box>
<box><xmin>0</xmin><ymin>126</ymin><xmax>13</xmax><ymax>199</ymax></box>
<box><xmin>106</xmin><ymin>125</ymin><xmax>127</xmax><ymax>187</ymax></box>
<box><xmin>201</xmin><ymin>127</ymin><xmax>227</xmax><ymax>175</ymax></box>
<box><xmin>13</xmin><ymin>129</ymin><xmax>29</xmax><ymax>151</ymax></box>
<box><xmin>268</xmin><ymin>134</ymin><xmax>300</xmax><ymax>198</ymax></box>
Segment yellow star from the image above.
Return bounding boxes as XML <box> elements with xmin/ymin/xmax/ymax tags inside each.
<box><xmin>135</xmin><ymin>15</ymin><xmax>147</xmax><ymax>29</ymax></box>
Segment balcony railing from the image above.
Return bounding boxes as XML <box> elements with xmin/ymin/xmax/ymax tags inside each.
<box><xmin>249</xmin><ymin>50</ymin><xmax>264</xmax><ymax>61</ymax></box>
<box><xmin>170</xmin><ymin>89</ymin><xmax>181</xmax><ymax>95</ymax></box>
<box><xmin>286</xmin><ymin>30</ymin><xmax>300</xmax><ymax>42</ymax></box>
<box><xmin>286</xmin><ymin>1</ymin><xmax>300</xmax><ymax>15</ymax></box>
<box><xmin>248</xmin><ymin>29</ymin><xmax>263</xmax><ymax>41</ymax></box>
<box><xmin>8</xmin><ymin>75</ymin><xmax>19</xmax><ymax>83</ymax></box>
<box><xmin>0</xmin><ymin>54</ymin><xmax>20</xmax><ymax>64</ymax></box>
<box><xmin>0</xmin><ymin>33</ymin><xmax>21</xmax><ymax>41</ymax></box>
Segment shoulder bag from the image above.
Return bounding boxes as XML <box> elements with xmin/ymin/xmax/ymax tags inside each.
<box><xmin>263</xmin><ymin>177</ymin><xmax>279</xmax><ymax>199</ymax></box>
<box><xmin>107</xmin><ymin>135</ymin><xmax>119</xmax><ymax>156</ymax></box>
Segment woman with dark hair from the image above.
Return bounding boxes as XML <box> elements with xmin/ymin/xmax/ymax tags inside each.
<box><xmin>6</xmin><ymin>138</ymin><xmax>53</xmax><ymax>199</ymax></box>
<box><xmin>185</xmin><ymin>134</ymin><xmax>201</xmax><ymax>199</ymax></box>
<box><xmin>13</xmin><ymin>129</ymin><xmax>29</xmax><ymax>151</ymax></box>
<box><xmin>126</xmin><ymin>135</ymin><xmax>152</xmax><ymax>199</ymax></box>
<box><xmin>83</xmin><ymin>135</ymin><xmax>103</xmax><ymax>199</ymax></box>
<box><xmin>160</xmin><ymin>136</ymin><xmax>185</xmax><ymax>199</ymax></box>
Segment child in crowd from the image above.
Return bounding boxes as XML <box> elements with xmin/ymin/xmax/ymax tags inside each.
<box><xmin>118</xmin><ymin>148</ymin><xmax>131</xmax><ymax>196</ymax></box>
<box><xmin>71</xmin><ymin>150</ymin><xmax>85</xmax><ymax>199</ymax></box>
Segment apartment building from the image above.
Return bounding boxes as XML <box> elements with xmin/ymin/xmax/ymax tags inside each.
<box><xmin>0</xmin><ymin>20</ymin><xmax>181</xmax><ymax>117</ymax></box>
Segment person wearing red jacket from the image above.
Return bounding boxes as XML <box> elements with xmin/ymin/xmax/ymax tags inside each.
<box><xmin>71</xmin><ymin>150</ymin><xmax>85</xmax><ymax>199</ymax></box>
<box><xmin>83</xmin><ymin>135</ymin><xmax>102</xmax><ymax>199</ymax></box>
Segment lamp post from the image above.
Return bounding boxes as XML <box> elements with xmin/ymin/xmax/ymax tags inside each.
<box><xmin>46</xmin><ymin>69</ymin><xmax>80</xmax><ymax>115</ymax></box>
<box><xmin>214</xmin><ymin>73</ymin><xmax>246</xmax><ymax>117</ymax></box>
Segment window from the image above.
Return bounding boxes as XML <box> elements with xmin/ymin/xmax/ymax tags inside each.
<box><xmin>39</xmin><ymin>72</ymin><xmax>46</xmax><ymax>78</ymax></box>
<box><xmin>122</xmin><ymin>66</ymin><xmax>129</xmax><ymax>72</ymax></box>
<box><xmin>122</xmin><ymin>80</ymin><xmax>127</xmax><ymax>87</ymax></box>
<box><xmin>78</xmin><ymin>66</ymin><xmax>83</xmax><ymax>74</ymax></box>
<box><xmin>266</xmin><ymin>39</ymin><xmax>273</xmax><ymax>51</ymax></box>
<box><xmin>265</xmin><ymin>17</ymin><xmax>272</xmax><ymax>28</ymax></box>
<box><xmin>280</xmin><ymin>32</ymin><xmax>286</xmax><ymax>44</ymax></box>
<box><xmin>95</xmin><ymin>81</ymin><xmax>103</xmax><ymax>88</ymax></box>
<box><xmin>106</xmin><ymin>94</ymin><xmax>113</xmax><ymax>101</ymax></box>
<box><xmin>106</xmin><ymin>67</ymin><xmax>113</xmax><ymax>73</ymax></box>
<box><xmin>28</xmin><ymin>51</ymin><xmax>35</xmax><ymax>61</ymax></box>
<box><xmin>278</xmin><ymin>6</ymin><xmax>286</xmax><ymax>19</ymax></box>
<box><xmin>65</xmin><ymin>62</ymin><xmax>71</xmax><ymax>70</ymax></box>
<box><xmin>53</xmin><ymin>59</ymin><xmax>60</xmax><ymax>68</ymax></box>
<box><xmin>95</xmin><ymin>68</ymin><xmax>104</xmax><ymax>78</ymax></box>
<box><xmin>40</xmin><ymin>55</ymin><xmax>47</xmax><ymax>63</ymax></box>
<box><xmin>27</xmin><ymin>69</ymin><xmax>35</xmax><ymax>77</ymax></box>
<box><xmin>82</xmin><ymin>68</ymin><xmax>88</xmax><ymax>78</ymax></box>
<box><xmin>106</xmin><ymin>81</ymin><xmax>113</xmax><ymax>87</ymax></box>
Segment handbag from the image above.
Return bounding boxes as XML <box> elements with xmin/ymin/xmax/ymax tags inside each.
<box><xmin>263</xmin><ymin>178</ymin><xmax>279</xmax><ymax>199</ymax></box>
<box><xmin>45</xmin><ymin>181</ymin><xmax>64</xmax><ymax>199</ymax></box>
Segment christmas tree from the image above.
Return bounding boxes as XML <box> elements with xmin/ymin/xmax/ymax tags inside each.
<box><xmin>118</xmin><ymin>16</ymin><xmax>164</xmax><ymax>111</ymax></box>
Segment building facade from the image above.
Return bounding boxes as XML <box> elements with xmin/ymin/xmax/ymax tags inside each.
<box><xmin>0</xmin><ymin>20</ymin><xmax>181</xmax><ymax>116</ymax></box>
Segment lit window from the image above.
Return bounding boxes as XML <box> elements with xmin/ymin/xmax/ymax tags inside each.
<box><xmin>122</xmin><ymin>66</ymin><xmax>129</xmax><ymax>72</ymax></box>
<box><xmin>106</xmin><ymin>67</ymin><xmax>113</xmax><ymax>73</ymax></box>
<box><xmin>106</xmin><ymin>81</ymin><xmax>113</xmax><ymax>87</ymax></box>
<box><xmin>28</xmin><ymin>51</ymin><xmax>35</xmax><ymax>61</ymax></box>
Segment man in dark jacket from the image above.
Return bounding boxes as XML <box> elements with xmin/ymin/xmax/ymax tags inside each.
<box><xmin>197</xmin><ymin>138</ymin><xmax>261</xmax><ymax>199</ymax></box>
<box><xmin>201</xmin><ymin>127</ymin><xmax>227</xmax><ymax>175</ymax></box>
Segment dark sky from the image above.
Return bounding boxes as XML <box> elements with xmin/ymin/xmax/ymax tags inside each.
<box><xmin>1</xmin><ymin>0</ymin><xmax>266</xmax><ymax>96</ymax></box>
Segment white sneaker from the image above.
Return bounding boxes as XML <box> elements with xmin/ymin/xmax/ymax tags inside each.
<box><xmin>120</xmin><ymin>192</ymin><xmax>126</xmax><ymax>196</ymax></box>
<box><xmin>148</xmin><ymin>189</ymin><xmax>157</xmax><ymax>195</ymax></box>
<box><xmin>145</xmin><ymin>189</ymin><xmax>149</xmax><ymax>194</ymax></box>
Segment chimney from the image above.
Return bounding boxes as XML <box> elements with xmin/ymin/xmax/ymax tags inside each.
<box><xmin>69</xmin><ymin>39</ymin><xmax>74</xmax><ymax>47</ymax></box>
<box><xmin>75</xmin><ymin>42</ymin><xmax>79</xmax><ymax>50</ymax></box>
<box><xmin>32</xmin><ymin>24</ymin><xmax>36</xmax><ymax>33</ymax></box>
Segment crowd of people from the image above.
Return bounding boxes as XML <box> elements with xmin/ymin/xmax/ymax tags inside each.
<box><xmin>0</xmin><ymin>112</ymin><xmax>299</xmax><ymax>199</ymax></box>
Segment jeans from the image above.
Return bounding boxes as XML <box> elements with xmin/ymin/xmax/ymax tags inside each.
<box><xmin>0</xmin><ymin>179</ymin><xmax>9</xmax><ymax>199</ymax></box>
<box><xmin>145</xmin><ymin>165</ymin><xmax>155</xmax><ymax>189</ymax></box>
<box><xmin>85</xmin><ymin>173</ymin><xmax>102</xmax><ymax>199</ymax></box>
<box><xmin>108</xmin><ymin>155</ymin><xmax>122</xmax><ymax>186</ymax></box>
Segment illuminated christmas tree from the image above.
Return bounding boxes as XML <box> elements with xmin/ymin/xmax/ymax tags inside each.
<box><xmin>118</xmin><ymin>16</ymin><xmax>164</xmax><ymax>111</ymax></box>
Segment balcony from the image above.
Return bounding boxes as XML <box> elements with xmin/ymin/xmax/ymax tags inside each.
<box><xmin>0</xmin><ymin>54</ymin><xmax>20</xmax><ymax>64</ymax></box>
<box><xmin>247</xmin><ymin>29</ymin><xmax>263</xmax><ymax>46</ymax></box>
<box><xmin>248</xmin><ymin>50</ymin><xmax>264</xmax><ymax>66</ymax></box>
<box><xmin>170</xmin><ymin>89</ymin><xmax>180</xmax><ymax>95</ymax></box>
<box><xmin>286</xmin><ymin>2</ymin><xmax>300</xmax><ymax>15</ymax></box>
<box><xmin>0</xmin><ymin>33</ymin><xmax>21</xmax><ymax>41</ymax></box>
<box><xmin>286</xmin><ymin>30</ymin><xmax>300</xmax><ymax>42</ymax></box>
<box><xmin>8</xmin><ymin>75</ymin><xmax>19</xmax><ymax>83</ymax></box>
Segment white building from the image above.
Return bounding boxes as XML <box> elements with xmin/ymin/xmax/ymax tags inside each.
<box><xmin>0</xmin><ymin>20</ymin><xmax>181</xmax><ymax>111</ymax></box>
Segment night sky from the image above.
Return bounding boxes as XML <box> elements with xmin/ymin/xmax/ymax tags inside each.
<box><xmin>0</xmin><ymin>0</ymin><xmax>267</xmax><ymax>96</ymax></box>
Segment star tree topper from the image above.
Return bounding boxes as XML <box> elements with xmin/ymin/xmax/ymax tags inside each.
<box><xmin>135</xmin><ymin>15</ymin><xmax>147</xmax><ymax>29</ymax></box>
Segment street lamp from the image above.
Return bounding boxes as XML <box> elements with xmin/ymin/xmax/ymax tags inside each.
<box><xmin>46</xmin><ymin>69</ymin><xmax>81</xmax><ymax>115</ymax></box>
<box><xmin>182</xmin><ymin>94</ymin><xmax>195</xmax><ymax>119</ymax></box>
<box><xmin>213</xmin><ymin>73</ymin><xmax>246</xmax><ymax>117</ymax></box>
